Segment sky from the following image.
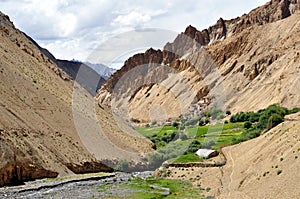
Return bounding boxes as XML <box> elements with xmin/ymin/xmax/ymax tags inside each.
<box><xmin>0</xmin><ymin>0</ymin><xmax>269</xmax><ymax>69</ymax></box>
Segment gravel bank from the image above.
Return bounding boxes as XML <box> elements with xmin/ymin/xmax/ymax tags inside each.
<box><xmin>0</xmin><ymin>171</ymin><xmax>154</xmax><ymax>199</ymax></box>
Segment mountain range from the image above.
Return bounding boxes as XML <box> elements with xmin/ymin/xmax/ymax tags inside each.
<box><xmin>97</xmin><ymin>0</ymin><xmax>300</xmax><ymax>123</ymax></box>
<box><xmin>0</xmin><ymin>1</ymin><xmax>299</xmax><ymax>197</ymax></box>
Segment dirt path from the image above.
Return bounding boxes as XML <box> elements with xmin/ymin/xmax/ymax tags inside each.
<box><xmin>227</xmin><ymin>149</ymin><xmax>234</xmax><ymax>199</ymax></box>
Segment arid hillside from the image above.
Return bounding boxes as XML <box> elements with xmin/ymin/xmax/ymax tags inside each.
<box><xmin>0</xmin><ymin>12</ymin><xmax>153</xmax><ymax>186</ymax></box>
<box><xmin>217</xmin><ymin>112</ymin><xmax>300</xmax><ymax>198</ymax></box>
<box><xmin>97</xmin><ymin>0</ymin><xmax>300</xmax><ymax>123</ymax></box>
<box><xmin>165</xmin><ymin>112</ymin><xmax>300</xmax><ymax>199</ymax></box>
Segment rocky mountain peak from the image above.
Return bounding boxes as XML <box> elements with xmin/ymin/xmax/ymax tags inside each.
<box><xmin>183</xmin><ymin>25</ymin><xmax>198</xmax><ymax>38</ymax></box>
<box><xmin>0</xmin><ymin>12</ymin><xmax>14</xmax><ymax>27</ymax></box>
<box><xmin>97</xmin><ymin>0</ymin><xmax>300</xmax><ymax>120</ymax></box>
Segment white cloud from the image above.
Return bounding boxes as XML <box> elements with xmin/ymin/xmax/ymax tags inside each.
<box><xmin>0</xmin><ymin>0</ymin><xmax>270</xmax><ymax>68</ymax></box>
<box><xmin>111</xmin><ymin>11</ymin><xmax>151</xmax><ymax>27</ymax></box>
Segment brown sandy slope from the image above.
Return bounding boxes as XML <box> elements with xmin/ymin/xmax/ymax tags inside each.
<box><xmin>217</xmin><ymin>112</ymin><xmax>300</xmax><ymax>199</ymax></box>
<box><xmin>0</xmin><ymin>12</ymin><xmax>153</xmax><ymax>186</ymax></box>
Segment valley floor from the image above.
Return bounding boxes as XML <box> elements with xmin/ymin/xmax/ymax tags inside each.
<box><xmin>0</xmin><ymin>172</ymin><xmax>153</xmax><ymax>199</ymax></box>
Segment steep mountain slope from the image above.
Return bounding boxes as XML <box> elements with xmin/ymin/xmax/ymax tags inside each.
<box><xmin>0</xmin><ymin>12</ymin><xmax>153</xmax><ymax>186</ymax></box>
<box><xmin>97</xmin><ymin>0</ymin><xmax>300</xmax><ymax>123</ymax></box>
<box><xmin>24</xmin><ymin>34</ymin><xmax>106</xmax><ymax>96</ymax></box>
<box><xmin>56</xmin><ymin>60</ymin><xmax>105</xmax><ymax>96</ymax></box>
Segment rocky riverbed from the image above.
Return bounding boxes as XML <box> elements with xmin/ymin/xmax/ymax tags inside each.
<box><xmin>0</xmin><ymin>171</ymin><xmax>154</xmax><ymax>199</ymax></box>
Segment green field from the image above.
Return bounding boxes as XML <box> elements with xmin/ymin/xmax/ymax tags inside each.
<box><xmin>185</xmin><ymin>122</ymin><xmax>244</xmax><ymax>138</ymax></box>
<box><xmin>136</xmin><ymin>122</ymin><xmax>246</xmax><ymax>163</ymax></box>
<box><xmin>137</xmin><ymin>122</ymin><xmax>245</xmax><ymax>150</ymax></box>
<box><xmin>170</xmin><ymin>154</ymin><xmax>203</xmax><ymax>164</ymax></box>
<box><xmin>137</xmin><ymin>126</ymin><xmax>177</xmax><ymax>137</ymax></box>
<box><xmin>98</xmin><ymin>177</ymin><xmax>204</xmax><ymax>198</ymax></box>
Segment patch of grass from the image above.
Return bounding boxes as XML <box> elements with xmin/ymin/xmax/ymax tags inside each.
<box><xmin>171</xmin><ymin>153</ymin><xmax>203</xmax><ymax>163</ymax></box>
<box><xmin>137</xmin><ymin>126</ymin><xmax>177</xmax><ymax>137</ymax></box>
<box><xmin>120</xmin><ymin>177</ymin><xmax>204</xmax><ymax>199</ymax></box>
<box><xmin>185</xmin><ymin>122</ymin><xmax>244</xmax><ymax>138</ymax></box>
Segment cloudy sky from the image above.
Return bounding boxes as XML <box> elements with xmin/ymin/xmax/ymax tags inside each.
<box><xmin>0</xmin><ymin>0</ymin><xmax>269</xmax><ymax>68</ymax></box>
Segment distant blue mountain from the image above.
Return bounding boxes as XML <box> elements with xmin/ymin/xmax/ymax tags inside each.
<box><xmin>84</xmin><ymin>62</ymin><xmax>116</xmax><ymax>80</ymax></box>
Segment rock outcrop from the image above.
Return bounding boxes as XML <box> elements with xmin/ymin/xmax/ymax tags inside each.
<box><xmin>0</xmin><ymin>141</ymin><xmax>58</xmax><ymax>187</ymax></box>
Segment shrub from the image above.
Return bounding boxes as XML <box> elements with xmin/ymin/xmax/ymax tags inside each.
<box><xmin>114</xmin><ymin>159</ymin><xmax>129</xmax><ymax>171</ymax></box>
<box><xmin>249</xmin><ymin>112</ymin><xmax>260</xmax><ymax>123</ymax></box>
<box><xmin>179</xmin><ymin>124</ymin><xmax>185</xmax><ymax>130</ymax></box>
<box><xmin>204</xmin><ymin>107</ymin><xmax>224</xmax><ymax>120</ymax></box>
<box><xmin>267</xmin><ymin>114</ymin><xmax>283</xmax><ymax>129</ymax></box>
<box><xmin>185</xmin><ymin>117</ymin><xmax>200</xmax><ymax>126</ymax></box>
<box><xmin>199</xmin><ymin>119</ymin><xmax>205</xmax><ymax>126</ymax></box>
<box><xmin>289</xmin><ymin>107</ymin><xmax>300</xmax><ymax>114</ymax></box>
<box><xmin>148</xmin><ymin>153</ymin><xmax>164</xmax><ymax>168</ymax></box>
<box><xmin>205</xmin><ymin>118</ymin><xmax>210</xmax><ymax>124</ymax></box>
<box><xmin>230</xmin><ymin>104</ymin><xmax>297</xmax><ymax>130</ymax></box>
<box><xmin>226</xmin><ymin>110</ymin><xmax>231</xmax><ymax>115</ymax></box>
<box><xmin>216</xmin><ymin>113</ymin><xmax>225</xmax><ymax>120</ymax></box>
<box><xmin>202</xmin><ymin>140</ymin><xmax>215</xmax><ymax>149</ymax></box>
<box><xmin>185</xmin><ymin>140</ymin><xmax>201</xmax><ymax>154</ymax></box>
<box><xmin>161</xmin><ymin>131</ymin><xmax>177</xmax><ymax>143</ymax></box>
<box><xmin>172</xmin><ymin>131</ymin><xmax>180</xmax><ymax>140</ymax></box>
<box><xmin>244</xmin><ymin>121</ymin><xmax>252</xmax><ymax>129</ymax></box>
<box><xmin>172</xmin><ymin>122</ymin><xmax>179</xmax><ymax>128</ymax></box>
<box><xmin>277</xmin><ymin>170</ymin><xmax>282</xmax><ymax>175</ymax></box>
<box><xmin>131</xmin><ymin>118</ymin><xmax>140</xmax><ymax>123</ymax></box>
<box><xmin>179</xmin><ymin>133</ymin><xmax>188</xmax><ymax>140</ymax></box>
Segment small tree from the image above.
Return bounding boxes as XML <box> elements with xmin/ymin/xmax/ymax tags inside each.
<box><xmin>179</xmin><ymin>133</ymin><xmax>188</xmax><ymax>140</ymax></box>
<box><xmin>216</xmin><ymin>113</ymin><xmax>225</xmax><ymax>120</ymax></box>
<box><xmin>244</xmin><ymin>121</ymin><xmax>252</xmax><ymax>129</ymax></box>
<box><xmin>114</xmin><ymin>159</ymin><xmax>129</xmax><ymax>171</ymax></box>
<box><xmin>202</xmin><ymin>140</ymin><xmax>215</xmax><ymax>149</ymax></box>
<box><xmin>185</xmin><ymin>140</ymin><xmax>202</xmax><ymax>154</ymax></box>
<box><xmin>199</xmin><ymin>119</ymin><xmax>205</xmax><ymax>126</ymax></box>
<box><xmin>130</xmin><ymin>118</ymin><xmax>140</xmax><ymax>123</ymax></box>
<box><xmin>151</xmin><ymin>120</ymin><xmax>157</xmax><ymax>126</ymax></box>
<box><xmin>172</xmin><ymin>122</ymin><xmax>179</xmax><ymax>128</ymax></box>
<box><xmin>205</xmin><ymin>118</ymin><xmax>210</xmax><ymax>124</ymax></box>
<box><xmin>148</xmin><ymin>152</ymin><xmax>164</xmax><ymax>168</ymax></box>
<box><xmin>267</xmin><ymin>114</ymin><xmax>283</xmax><ymax>129</ymax></box>
<box><xmin>226</xmin><ymin>110</ymin><xmax>231</xmax><ymax>115</ymax></box>
<box><xmin>179</xmin><ymin>124</ymin><xmax>185</xmax><ymax>130</ymax></box>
